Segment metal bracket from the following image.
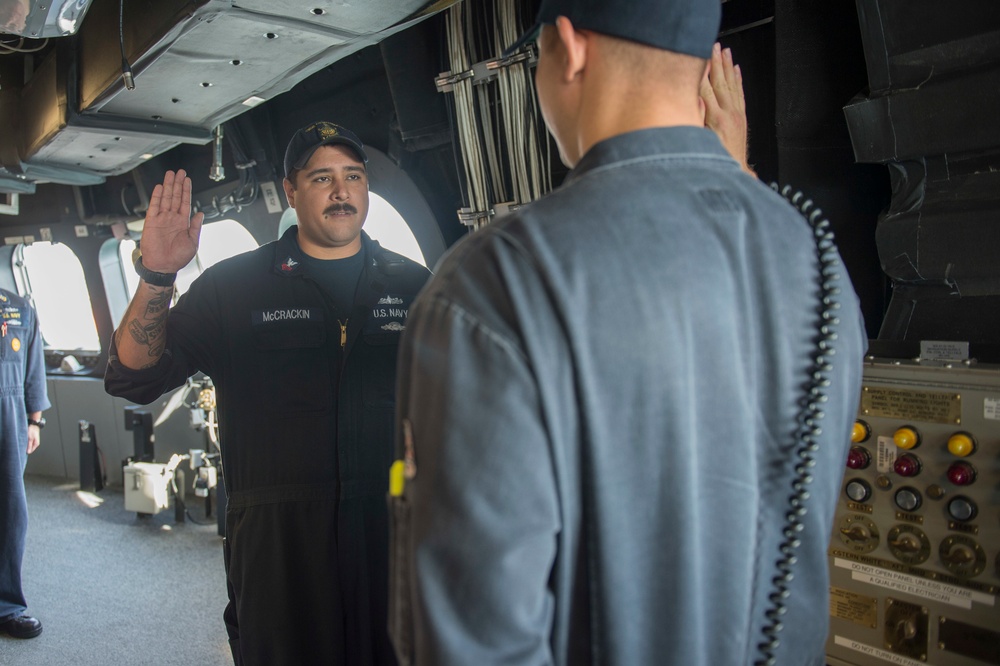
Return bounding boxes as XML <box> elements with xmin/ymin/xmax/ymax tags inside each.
<box><xmin>457</xmin><ymin>207</ymin><xmax>492</xmax><ymax>227</ymax></box>
<box><xmin>435</xmin><ymin>45</ymin><xmax>538</xmax><ymax>93</ymax></box>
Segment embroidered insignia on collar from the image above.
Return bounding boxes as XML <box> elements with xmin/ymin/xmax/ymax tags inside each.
<box><xmin>281</xmin><ymin>257</ymin><xmax>299</xmax><ymax>272</ymax></box>
<box><xmin>378</xmin><ymin>296</ymin><xmax>403</xmax><ymax>305</ymax></box>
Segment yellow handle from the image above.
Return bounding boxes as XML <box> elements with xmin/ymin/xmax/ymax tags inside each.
<box><xmin>389</xmin><ymin>460</ymin><xmax>405</xmax><ymax>497</ymax></box>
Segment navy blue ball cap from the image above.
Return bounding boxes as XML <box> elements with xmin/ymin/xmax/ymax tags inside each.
<box><xmin>284</xmin><ymin>121</ymin><xmax>368</xmax><ymax>178</ymax></box>
<box><xmin>502</xmin><ymin>0</ymin><xmax>721</xmax><ymax>60</ymax></box>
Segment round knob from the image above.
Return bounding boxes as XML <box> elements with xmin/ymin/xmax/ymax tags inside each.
<box><xmin>845</xmin><ymin>478</ymin><xmax>872</xmax><ymax>503</ymax></box>
<box><xmin>939</xmin><ymin>535</ymin><xmax>986</xmax><ymax>577</ymax></box>
<box><xmin>893</xmin><ymin>618</ymin><xmax>918</xmax><ymax>641</ymax></box>
<box><xmin>946</xmin><ymin>462</ymin><xmax>976</xmax><ymax>486</ymax></box>
<box><xmin>947</xmin><ymin>496</ymin><xmax>977</xmax><ymax>522</ymax></box>
<box><xmin>839</xmin><ymin>515</ymin><xmax>879</xmax><ymax>553</ymax></box>
<box><xmin>894</xmin><ymin>487</ymin><xmax>922</xmax><ymax>512</ymax></box>
<box><xmin>893</xmin><ymin>426</ymin><xmax>920</xmax><ymax>450</ymax></box>
<box><xmin>887</xmin><ymin>525</ymin><xmax>931</xmax><ymax>565</ymax></box>
<box><xmin>947</xmin><ymin>432</ymin><xmax>975</xmax><ymax>458</ymax></box>
<box><xmin>851</xmin><ymin>421</ymin><xmax>870</xmax><ymax>443</ymax></box>
<box><xmin>842</xmin><ymin>524</ymin><xmax>872</xmax><ymax>542</ymax></box>
<box><xmin>846</xmin><ymin>446</ymin><xmax>871</xmax><ymax>470</ymax></box>
<box><xmin>890</xmin><ymin>532</ymin><xmax>921</xmax><ymax>553</ymax></box>
<box><xmin>893</xmin><ymin>454</ymin><xmax>921</xmax><ymax>477</ymax></box>
<box><xmin>942</xmin><ymin>544</ymin><xmax>975</xmax><ymax>566</ymax></box>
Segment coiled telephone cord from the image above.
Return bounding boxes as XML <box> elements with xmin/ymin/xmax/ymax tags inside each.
<box><xmin>754</xmin><ymin>184</ymin><xmax>844</xmax><ymax>666</ymax></box>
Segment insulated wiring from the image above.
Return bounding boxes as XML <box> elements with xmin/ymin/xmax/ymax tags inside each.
<box><xmin>443</xmin><ymin>0</ymin><xmax>552</xmax><ymax>231</ymax></box>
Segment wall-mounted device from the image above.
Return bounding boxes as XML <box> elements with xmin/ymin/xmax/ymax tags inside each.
<box><xmin>827</xmin><ymin>354</ymin><xmax>1000</xmax><ymax>666</ymax></box>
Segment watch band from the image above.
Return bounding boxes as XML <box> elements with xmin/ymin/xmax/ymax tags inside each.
<box><xmin>28</xmin><ymin>417</ymin><xmax>45</xmax><ymax>429</ymax></box>
<box><xmin>134</xmin><ymin>256</ymin><xmax>178</xmax><ymax>287</ymax></box>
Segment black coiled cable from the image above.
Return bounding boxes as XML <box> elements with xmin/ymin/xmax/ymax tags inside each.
<box><xmin>754</xmin><ymin>184</ymin><xmax>844</xmax><ymax>666</ymax></box>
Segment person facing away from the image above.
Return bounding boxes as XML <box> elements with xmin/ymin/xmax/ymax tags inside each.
<box><xmin>0</xmin><ymin>288</ymin><xmax>50</xmax><ymax>642</ymax></box>
<box><xmin>105</xmin><ymin>122</ymin><xmax>430</xmax><ymax>665</ymax></box>
<box><xmin>387</xmin><ymin>1</ymin><xmax>866</xmax><ymax>664</ymax></box>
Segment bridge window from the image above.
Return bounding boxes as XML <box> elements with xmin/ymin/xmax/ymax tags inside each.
<box><xmin>16</xmin><ymin>242</ymin><xmax>101</xmax><ymax>352</ymax></box>
<box><xmin>277</xmin><ymin>192</ymin><xmax>426</xmax><ymax>266</ymax></box>
<box><xmin>118</xmin><ymin>219</ymin><xmax>259</xmax><ymax>299</ymax></box>
<box><xmin>366</xmin><ymin>192</ymin><xmax>426</xmax><ymax>267</ymax></box>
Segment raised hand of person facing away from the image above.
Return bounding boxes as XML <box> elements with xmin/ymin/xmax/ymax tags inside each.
<box><xmin>700</xmin><ymin>42</ymin><xmax>756</xmax><ymax>177</ymax></box>
<box><xmin>139</xmin><ymin>169</ymin><xmax>205</xmax><ymax>273</ymax></box>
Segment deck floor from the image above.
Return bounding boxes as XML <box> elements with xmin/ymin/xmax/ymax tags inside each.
<box><xmin>1</xmin><ymin>475</ymin><xmax>231</xmax><ymax>666</ymax></box>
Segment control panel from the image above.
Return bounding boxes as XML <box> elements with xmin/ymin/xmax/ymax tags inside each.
<box><xmin>827</xmin><ymin>357</ymin><xmax>1000</xmax><ymax>666</ymax></box>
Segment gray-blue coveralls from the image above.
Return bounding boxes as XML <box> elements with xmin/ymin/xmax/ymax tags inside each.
<box><xmin>390</xmin><ymin>127</ymin><xmax>866</xmax><ymax>665</ymax></box>
<box><xmin>0</xmin><ymin>288</ymin><xmax>50</xmax><ymax>622</ymax></box>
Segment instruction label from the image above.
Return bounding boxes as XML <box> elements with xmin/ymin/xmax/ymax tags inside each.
<box><xmin>876</xmin><ymin>436</ymin><xmax>897</xmax><ymax>474</ymax></box>
<box><xmin>830</xmin><ymin>586</ymin><xmax>877</xmax><ymax>628</ymax></box>
<box><xmin>835</xmin><ymin>558</ymin><xmax>995</xmax><ymax>610</ymax></box>
<box><xmin>260</xmin><ymin>181</ymin><xmax>284</xmax><ymax>214</ymax></box>
<box><xmin>920</xmin><ymin>340</ymin><xmax>969</xmax><ymax>361</ymax></box>
<box><xmin>985</xmin><ymin>397</ymin><xmax>1000</xmax><ymax>421</ymax></box>
<box><xmin>833</xmin><ymin>636</ymin><xmax>926</xmax><ymax>666</ymax></box>
<box><xmin>861</xmin><ymin>386</ymin><xmax>961</xmax><ymax>424</ymax></box>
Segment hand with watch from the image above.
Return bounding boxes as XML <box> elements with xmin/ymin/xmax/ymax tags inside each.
<box><xmin>27</xmin><ymin>414</ymin><xmax>44</xmax><ymax>455</ymax></box>
<box><xmin>133</xmin><ymin>169</ymin><xmax>205</xmax><ymax>286</ymax></box>
<box><xmin>132</xmin><ymin>248</ymin><xmax>178</xmax><ymax>287</ymax></box>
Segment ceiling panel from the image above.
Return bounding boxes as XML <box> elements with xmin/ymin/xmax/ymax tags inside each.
<box><xmin>96</xmin><ymin>11</ymin><xmax>349</xmax><ymax>125</ymax></box>
<box><xmin>234</xmin><ymin>0</ymin><xmax>433</xmax><ymax>36</ymax></box>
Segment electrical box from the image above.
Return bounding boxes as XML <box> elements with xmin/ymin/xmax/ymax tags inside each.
<box><xmin>826</xmin><ymin>357</ymin><xmax>1000</xmax><ymax>666</ymax></box>
<box><xmin>123</xmin><ymin>462</ymin><xmax>173</xmax><ymax>515</ymax></box>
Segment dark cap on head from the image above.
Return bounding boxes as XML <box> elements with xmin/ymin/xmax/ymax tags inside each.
<box><xmin>284</xmin><ymin>122</ymin><xmax>368</xmax><ymax>178</ymax></box>
<box><xmin>503</xmin><ymin>0</ymin><xmax>720</xmax><ymax>60</ymax></box>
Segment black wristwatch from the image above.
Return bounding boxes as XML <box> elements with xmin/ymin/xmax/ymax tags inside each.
<box><xmin>27</xmin><ymin>417</ymin><xmax>45</xmax><ymax>429</ymax></box>
<box><xmin>134</xmin><ymin>254</ymin><xmax>178</xmax><ymax>287</ymax></box>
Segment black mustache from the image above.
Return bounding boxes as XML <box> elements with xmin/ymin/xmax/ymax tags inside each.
<box><xmin>324</xmin><ymin>204</ymin><xmax>357</xmax><ymax>215</ymax></box>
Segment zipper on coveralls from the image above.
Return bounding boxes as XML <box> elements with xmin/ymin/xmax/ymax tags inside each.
<box><xmin>338</xmin><ymin>319</ymin><xmax>348</xmax><ymax>348</ymax></box>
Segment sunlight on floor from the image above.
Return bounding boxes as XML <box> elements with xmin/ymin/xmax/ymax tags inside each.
<box><xmin>74</xmin><ymin>490</ymin><xmax>104</xmax><ymax>508</ymax></box>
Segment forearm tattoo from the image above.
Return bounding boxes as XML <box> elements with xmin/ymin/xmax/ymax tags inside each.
<box><xmin>121</xmin><ymin>287</ymin><xmax>173</xmax><ymax>368</ymax></box>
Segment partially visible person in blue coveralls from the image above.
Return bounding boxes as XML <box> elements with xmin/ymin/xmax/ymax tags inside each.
<box><xmin>0</xmin><ymin>287</ymin><xmax>50</xmax><ymax>640</ymax></box>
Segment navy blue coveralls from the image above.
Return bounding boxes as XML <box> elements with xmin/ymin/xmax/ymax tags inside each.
<box><xmin>105</xmin><ymin>228</ymin><xmax>429</xmax><ymax>665</ymax></box>
<box><xmin>0</xmin><ymin>289</ymin><xmax>51</xmax><ymax>623</ymax></box>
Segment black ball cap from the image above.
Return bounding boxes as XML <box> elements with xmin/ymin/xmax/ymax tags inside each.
<box><xmin>503</xmin><ymin>0</ymin><xmax>720</xmax><ymax>60</ymax></box>
<box><xmin>284</xmin><ymin>122</ymin><xmax>368</xmax><ymax>178</ymax></box>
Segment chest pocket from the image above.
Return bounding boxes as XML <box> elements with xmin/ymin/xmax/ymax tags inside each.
<box><xmin>0</xmin><ymin>330</ymin><xmax>25</xmax><ymax>363</ymax></box>
<box><xmin>0</xmin><ymin>308</ymin><xmax>25</xmax><ymax>363</ymax></box>
<box><xmin>363</xmin><ymin>292</ymin><xmax>413</xmax><ymax>343</ymax></box>
<box><xmin>251</xmin><ymin>321</ymin><xmax>332</xmax><ymax>414</ymax></box>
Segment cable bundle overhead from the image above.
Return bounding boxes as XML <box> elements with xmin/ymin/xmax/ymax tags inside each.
<box><xmin>447</xmin><ymin>6</ymin><xmax>491</xmax><ymax>230</ymax></box>
<box><xmin>438</xmin><ymin>0</ymin><xmax>553</xmax><ymax>231</ymax></box>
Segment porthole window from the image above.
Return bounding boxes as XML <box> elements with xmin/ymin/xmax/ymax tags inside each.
<box><xmin>366</xmin><ymin>192</ymin><xmax>426</xmax><ymax>267</ymax></box>
<box><xmin>17</xmin><ymin>242</ymin><xmax>101</xmax><ymax>352</ymax></box>
<box><xmin>277</xmin><ymin>192</ymin><xmax>427</xmax><ymax>267</ymax></box>
<box><xmin>118</xmin><ymin>219</ymin><xmax>259</xmax><ymax>299</ymax></box>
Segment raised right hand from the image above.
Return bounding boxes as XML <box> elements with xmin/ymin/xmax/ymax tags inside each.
<box><xmin>700</xmin><ymin>43</ymin><xmax>756</xmax><ymax>177</ymax></box>
<box><xmin>139</xmin><ymin>169</ymin><xmax>205</xmax><ymax>273</ymax></box>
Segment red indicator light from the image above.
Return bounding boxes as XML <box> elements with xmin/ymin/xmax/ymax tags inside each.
<box><xmin>846</xmin><ymin>447</ymin><xmax>871</xmax><ymax>470</ymax></box>
<box><xmin>946</xmin><ymin>462</ymin><xmax>976</xmax><ymax>486</ymax></box>
<box><xmin>893</xmin><ymin>454</ymin><xmax>921</xmax><ymax>477</ymax></box>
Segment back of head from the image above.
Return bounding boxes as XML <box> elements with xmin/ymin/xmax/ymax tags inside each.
<box><xmin>594</xmin><ymin>32</ymin><xmax>707</xmax><ymax>93</ymax></box>
<box><xmin>504</xmin><ymin>0</ymin><xmax>720</xmax><ymax>60</ymax></box>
